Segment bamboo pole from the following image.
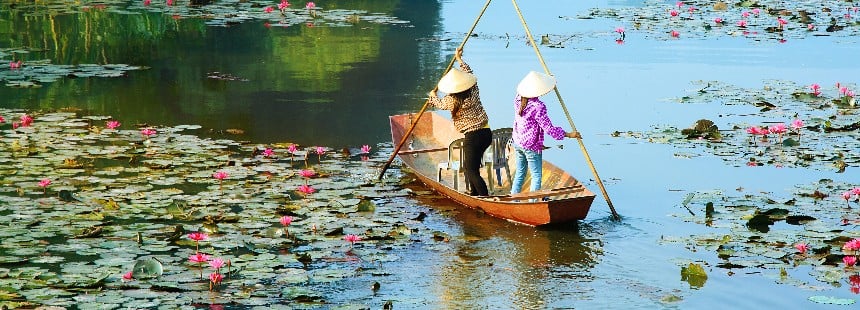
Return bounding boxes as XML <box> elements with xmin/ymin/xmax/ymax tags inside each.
<box><xmin>511</xmin><ymin>0</ymin><xmax>620</xmax><ymax>220</ymax></box>
<box><xmin>378</xmin><ymin>0</ymin><xmax>494</xmax><ymax>180</ymax></box>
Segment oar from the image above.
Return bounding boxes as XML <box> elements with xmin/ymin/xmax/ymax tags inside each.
<box><xmin>511</xmin><ymin>0</ymin><xmax>620</xmax><ymax>220</ymax></box>
<box><xmin>377</xmin><ymin>0</ymin><xmax>494</xmax><ymax>181</ymax></box>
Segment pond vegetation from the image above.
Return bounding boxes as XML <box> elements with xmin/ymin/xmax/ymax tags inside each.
<box><xmin>0</xmin><ymin>108</ymin><xmax>444</xmax><ymax>308</ymax></box>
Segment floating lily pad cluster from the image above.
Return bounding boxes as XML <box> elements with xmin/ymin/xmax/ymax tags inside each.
<box><xmin>1</xmin><ymin>0</ymin><xmax>408</xmax><ymax>28</ymax></box>
<box><xmin>0</xmin><ymin>57</ymin><xmax>146</xmax><ymax>88</ymax></box>
<box><xmin>615</xmin><ymin>79</ymin><xmax>860</xmax><ymax>171</ymax></box>
<box><xmin>574</xmin><ymin>0</ymin><xmax>860</xmax><ymax>42</ymax></box>
<box><xmin>0</xmin><ymin>108</ymin><xmax>436</xmax><ymax>308</ymax></box>
<box><xmin>665</xmin><ymin>179</ymin><xmax>860</xmax><ymax>298</ymax></box>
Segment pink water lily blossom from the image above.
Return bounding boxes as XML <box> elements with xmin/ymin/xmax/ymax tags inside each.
<box><xmin>278</xmin><ymin>0</ymin><xmax>290</xmax><ymax>11</ymax></box>
<box><xmin>742</xmin><ymin>11</ymin><xmax>750</xmax><ymax>18</ymax></box>
<box><xmin>344</xmin><ymin>234</ymin><xmax>361</xmax><ymax>248</ymax></box>
<box><xmin>714</xmin><ymin>17</ymin><xmax>723</xmax><ymax>24</ymax></box>
<box><xmin>262</xmin><ymin>148</ymin><xmax>274</xmax><ymax>157</ymax></box>
<box><xmin>305</xmin><ymin>2</ymin><xmax>315</xmax><ymax>9</ymax></box>
<box><xmin>844</xmin><ymin>239</ymin><xmax>860</xmax><ymax>252</ymax></box>
<box><xmin>122</xmin><ymin>271</ymin><xmax>134</xmax><ymax>280</ymax></box>
<box><xmin>143</xmin><ymin>0</ymin><xmax>150</xmax><ymax>5</ymax></box>
<box><xmin>209</xmin><ymin>272</ymin><xmax>223</xmax><ymax>290</ymax></box>
<box><xmin>213</xmin><ymin>171</ymin><xmax>228</xmax><ymax>180</ymax></box>
<box><xmin>669</xmin><ymin>10</ymin><xmax>679</xmax><ymax>17</ymax></box>
<box><xmin>852</xmin><ymin>188</ymin><xmax>860</xmax><ymax>196</ymax></box>
<box><xmin>299</xmin><ymin>169</ymin><xmax>315</xmax><ymax>178</ymax></box>
<box><xmin>675</xmin><ymin>1</ymin><xmax>683</xmax><ymax>8</ymax></box>
<box><xmin>670</xmin><ymin>30</ymin><xmax>679</xmax><ymax>37</ymax></box>
<box><xmin>737</xmin><ymin>20</ymin><xmax>747</xmax><ymax>27</ymax></box>
<box><xmin>38</xmin><ymin>178</ymin><xmax>52</xmax><ymax>188</ymax></box>
<box><xmin>795</xmin><ymin>243</ymin><xmax>809</xmax><ymax>254</ymax></box>
<box><xmin>209</xmin><ymin>258</ymin><xmax>226</xmax><ymax>270</ymax></box>
<box><xmin>807</xmin><ymin>24</ymin><xmax>815</xmax><ymax>30</ymax></box>
<box><xmin>315</xmin><ymin>146</ymin><xmax>325</xmax><ymax>155</ymax></box>
<box><xmin>288</xmin><ymin>143</ymin><xmax>297</xmax><ymax>153</ymax></box>
<box><xmin>790</xmin><ymin>119</ymin><xmax>804</xmax><ymax>131</ymax></box>
<box><xmin>777</xmin><ymin>17</ymin><xmax>788</xmax><ymax>28</ymax></box>
<box><xmin>20</xmin><ymin>114</ymin><xmax>33</xmax><ymax>127</ymax></box>
<box><xmin>106</xmin><ymin>120</ymin><xmax>121</xmax><ymax>129</ymax></box>
<box><xmin>360</xmin><ymin>145</ymin><xmax>371</xmax><ymax>154</ymax></box>
<box><xmin>751</xmin><ymin>8</ymin><xmax>760</xmax><ymax>15</ymax></box>
<box><xmin>189</xmin><ymin>252</ymin><xmax>210</xmax><ymax>263</ymax></box>
<box><xmin>845</xmin><ymin>255</ymin><xmax>857</xmax><ymax>267</ymax></box>
<box><xmin>810</xmin><ymin>83</ymin><xmax>821</xmax><ymax>96</ymax></box>
<box><xmin>280</xmin><ymin>215</ymin><xmax>293</xmax><ymax>226</ymax></box>
<box><xmin>9</xmin><ymin>60</ymin><xmax>22</xmax><ymax>69</ymax></box>
<box><xmin>0</xmin><ymin>115</ymin><xmax>5</xmax><ymax>123</ymax></box>
<box><xmin>615</xmin><ymin>27</ymin><xmax>625</xmax><ymax>34</ymax></box>
<box><xmin>264</xmin><ymin>6</ymin><xmax>273</xmax><ymax>13</ymax></box>
<box><xmin>140</xmin><ymin>128</ymin><xmax>156</xmax><ymax>137</ymax></box>
<box><xmin>298</xmin><ymin>184</ymin><xmax>316</xmax><ymax>194</ymax></box>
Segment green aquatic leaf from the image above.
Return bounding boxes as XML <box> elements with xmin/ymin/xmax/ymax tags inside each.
<box><xmin>808</xmin><ymin>296</ymin><xmax>855</xmax><ymax>305</ymax></box>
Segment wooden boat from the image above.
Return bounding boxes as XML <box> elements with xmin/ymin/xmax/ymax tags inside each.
<box><xmin>389</xmin><ymin>111</ymin><xmax>596</xmax><ymax>226</ymax></box>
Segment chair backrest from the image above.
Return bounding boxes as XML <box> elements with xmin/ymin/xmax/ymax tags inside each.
<box><xmin>490</xmin><ymin>128</ymin><xmax>513</xmax><ymax>165</ymax></box>
<box><xmin>448</xmin><ymin>137</ymin><xmax>465</xmax><ymax>164</ymax></box>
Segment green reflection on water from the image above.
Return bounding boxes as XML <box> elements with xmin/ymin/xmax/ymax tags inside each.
<box><xmin>0</xmin><ymin>0</ymin><xmax>442</xmax><ymax>146</ymax></box>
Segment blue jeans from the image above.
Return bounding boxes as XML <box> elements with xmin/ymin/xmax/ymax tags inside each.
<box><xmin>511</xmin><ymin>145</ymin><xmax>542</xmax><ymax>194</ymax></box>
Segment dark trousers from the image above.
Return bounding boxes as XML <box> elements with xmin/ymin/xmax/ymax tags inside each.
<box><xmin>462</xmin><ymin>127</ymin><xmax>492</xmax><ymax>196</ymax></box>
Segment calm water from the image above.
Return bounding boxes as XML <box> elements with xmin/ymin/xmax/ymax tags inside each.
<box><xmin>3</xmin><ymin>0</ymin><xmax>860</xmax><ymax>308</ymax></box>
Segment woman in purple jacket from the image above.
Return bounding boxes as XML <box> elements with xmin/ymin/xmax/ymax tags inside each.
<box><xmin>511</xmin><ymin>71</ymin><xmax>581</xmax><ymax>196</ymax></box>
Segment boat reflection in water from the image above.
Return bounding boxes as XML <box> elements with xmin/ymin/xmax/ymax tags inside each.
<box><xmin>405</xmin><ymin>186</ymin><xmax>603</xmax><ymax>309</ymax></box>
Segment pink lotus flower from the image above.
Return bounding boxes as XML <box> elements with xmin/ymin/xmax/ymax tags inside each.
<box><xmin>264</xmin><ymin>6</ymin><xmax>273</xmax><ymax>13</ymax></box>
<box><xmin>9</xmin><ymin>60</ymin><xmax>22</xmax><ymax>69</ymax></box>
<box><xmin>189</xmin><ymin>252</ymin><xmax>210</xmax><ymax>263</ymax></box>
<box><xmin>12</xmin><ymin>122</ymin><xmax>19</xmax><ymax>129</ymax></box>
<box><xmin>288</xmin><ymin>143</ymin><xmax>297</xmax><ymax>153</ymax></box>
<box><xmin>845</xmin><ymin>191</ymin><xmax>856</xmax><ymax>207</ymax></box>
<box><xmin>20</xmin><ymin>114</ymin><xmax>33</xmax><ymax>127</ymax></box>
<box><xmin>742</xmin><ymin>11</ymin><xmax>750</xmax><ymax>18</ymax></box>
<box><xmin>810</xmin><ymin>83</ymin><xmax>821</xmax><ymax>96</ymax></box>
<box><xmin>714</xmin><ymin>17</ymin><xmax>723</xmax><ymax>24</ymax></box>
<box><xmin>777</xmin><ymin>17</ymin><xmax>787</xmax><ymax>27</ymax></box>
<box><xmin>769</xmin><ymin>123</ymin><xmax>786</xmax><ymax>135</ymax></box>
<box><xmin>280</xmin><ymin>215</ymin><xmax>293</xmax><ymax>226</ymax></box>
<box><xmin>262</xmin><ymin>148</ymin><xmax>274</xmax><ymax>158</ymax></box>
<box><xmin>213</xmin><ymin>171</ymin><xmax>228</xmax><ymax>180</ymax></box>
<box><xmin>305</xmin><ymin>2</ymin><xmax>315</xmax><ymax>9</ymax></box>
<box><xmin>0</xmin><ymin>116</ymin><xmax>5</xmax><ymax>123</ymax></box>
<box><xmin>737</xmin><ymin>20</ymin><xmax>747</xmax><ymax>27</ymax></box>
<box><xmin>791</xmin><ymin>119</ymin><xmax>804</xmax><ymax>131</ymax></box>
<box><xmin>209</xmin><ymin>272</ymin><xmax>223</xmax><ymax>284</ymax></box>
<box><xmin>807</xmin><ymin>24</ymin><xmax>815</xmax><ymax>30</ymax></box>
<box><xmin>344</xmin><ymin>234</ymin><xmax>361</xmax><ymax>248</ymax></box>
<box><xmin>209</xmin><ymin>258</ymin><xmax>226</xmax><ymax>270</ymax></box>
<box><xmin>315</xmin><ymin>146</ymin><xmax>325</xmax><ymax>155</ymax></box>
<box><xmin>615</xmin><ymin>27</ymin><xmax>625</xmax><ymax>34</ymax></box>
<box><xmin>299</xmin><ymin>169</ymin><xmax>315</xmax><ymax>178</ymax></box>
<box><xmin>140</xmin><ymin>128</ymin><xmax>156</xmax><ymax>137</ymax></box>
<box><xmin>845</xmin><ymin>255</ymin><xmax>857</xmax><ymax>267</ymax></box>
<box><xmin>298</xmin><ymin>184</ymin><xmax>316</xmax><ymax>194</ymax></box>
<box><xmin>751</xmin><ymin>8</ymin><xmax>760</xmax><ymax>15</ymax></box>
<box><xmin>361</xmin><ymin>145</ymin><xmax>371</xmax><ymax>154</ymax></box>
<box><xmin>38</xmin><ymin>178</ymin><xmax>51</xmax><ymax>188</ymax></box>
<box><xmin>106</xmin><ymin>120</ymin><xmax>121</xmax><ymax>129</ymax></box>
<box><xmin>143</xmin><ymin>0</ymin><xmax>151</xmax><ymax>5</ymax></box>
<box><xmin>675</xmin><ymin>1</ymin><xmax>683</xmax><ymax>8</ymax></box>
<box><xmin>188</xmin><ymin>232</ymin><xmax>209</xmax><ymax>241</ymax></box>
<box><xmin>844</xmin><ymin>239</ymin><xmax>860</xmax><ymax>251</ymax></box>
<box><xmin>669</xmin><ymin>10</ymin><xmax>679</xmax><ymax>17</ymax></box>
<box><xmin>687</xmin><ymin>6</ymin><xmax>695</xmax><ymax>13</ymax></box>
<box><xmin>852</xmin><ymin>187</ymin><xmax>860</xmax><ymax>195</ymax></box>
<box><xmin>670</xmin><ymin>30</ymin><xmax>679</xmax><ymax>38</ymax></box>
<box><xmin>795</xmin><ymin>243</ymin><xmax>809</xmax><ymax>254</ymax></box>
<box><xmin>122</xmin><ymin>271</ymin><xmax>134</xmax><ymax>280</ymax></box>
<box><xmin>188</xmin><ymin>232</ymin><xmax>209</xmax><ymax>251</ymax></box>
<box><xmin>278</xmin><ymin>0</ymin><xmax>290</xmax><ymax>11</ymax></box>
<box><xmin>166</xmin><ymin>0</ymin><xmax>172</xmax><ymax>6</ymax></box>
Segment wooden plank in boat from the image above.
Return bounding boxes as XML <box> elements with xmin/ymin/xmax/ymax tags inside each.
<box><xmin>494</xmin><ymin>185</ymin><xmax>585</xmax><ymax>201</ymax></box>
<box><xmin>398</xmin><ymin>147</ymin><xmax>449</xmax><ymax>155</ymax></box>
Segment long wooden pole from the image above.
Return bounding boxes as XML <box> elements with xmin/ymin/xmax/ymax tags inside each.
<box><xmin>511</xmin><ymin>0</ymin><xmax>620</xmax><ymax>220</ymax></box>
<box><xmin>377</xmin><ymin>0</ymin><xmax>494</xmax><ymax>180</ymax></box>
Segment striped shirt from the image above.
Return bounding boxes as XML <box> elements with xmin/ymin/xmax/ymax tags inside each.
<box><xmin>429</xmin><ymin>62</ymin><xmax>489</xmax><ymax>134</ymax></box>
<box><xmin>512</xmin><ymin>95</ymin><xmax>566</xmax><ymax>152</ymax></box>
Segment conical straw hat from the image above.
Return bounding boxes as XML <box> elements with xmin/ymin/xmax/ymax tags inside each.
<box><xmin>516</xmin><ymin>71</ymin><xmax>557</xmax><ymax>98</ymax></box>
<box><xmin>437</xmin><ymin>68</ymin><xmax>477</xmax><ymax>94</ymax></box>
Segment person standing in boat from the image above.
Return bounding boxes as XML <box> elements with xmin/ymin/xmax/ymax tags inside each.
<box><xmin>510</xmin><ymin>71</ymin><xmax>581</xmax><ymax>197</ymax></box>
<box><xmin>428</xmin><ymin>47</ymin><xmax>492</xmax><ymax>197</ymax></box>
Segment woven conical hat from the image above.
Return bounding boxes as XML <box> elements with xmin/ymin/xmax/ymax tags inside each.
<box><xmin>516</xmin><ymin>71</ymin><xmax>556</xmax><ymax>98</ymax></box>
<box><xmin>437</xmin><ymin>68</ymin><xmax>477</xmax><ymax>94</ymax></box>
